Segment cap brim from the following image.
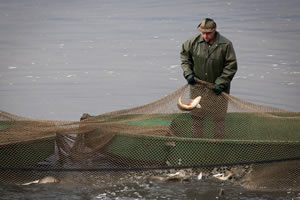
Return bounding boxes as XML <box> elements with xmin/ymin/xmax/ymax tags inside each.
<box><xmin>198</xmin><ymin>27</ymin><xmax>216</xmax><ymax>33</ymax></box>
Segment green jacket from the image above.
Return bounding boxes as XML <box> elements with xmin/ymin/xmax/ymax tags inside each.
<box><xmin>180</xmin><ymin>32</ymin><xmax>237</xmax><ymax>93</ymax></box>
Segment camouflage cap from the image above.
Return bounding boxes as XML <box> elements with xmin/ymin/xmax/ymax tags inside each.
<box><xmin>197</xmin><ymin>18</ymin><xmax>217</xmax><ymax>33</ymax></box>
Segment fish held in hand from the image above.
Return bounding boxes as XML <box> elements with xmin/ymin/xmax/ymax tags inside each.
<box><xmin>177</xmin><ymin>95</ymin><xmax>201</xmax><ymax>111</ymax></box>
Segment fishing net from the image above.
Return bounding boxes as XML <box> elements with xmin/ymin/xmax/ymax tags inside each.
<box><xmin>1</xmin><ymin>80</ymin><xmax>300</xmax><ymax>191</ymax></box>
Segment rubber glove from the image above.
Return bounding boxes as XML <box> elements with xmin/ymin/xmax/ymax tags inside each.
<box><xmin>212</xmin><ymin>84</ymin><xmax>223</xmax><ymax>95</ymax></box>
<box><xmin>186</xmin><ymin>74</ymin><xmax>196</xmax><ymax>85</ymax></box>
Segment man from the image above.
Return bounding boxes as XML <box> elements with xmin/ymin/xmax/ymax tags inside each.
<box><xmin>180</xmin><ymin>18</ymin><xmax>237</xmax><ymax>138</ymax></box>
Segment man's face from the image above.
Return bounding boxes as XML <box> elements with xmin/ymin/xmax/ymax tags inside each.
<box><xmin>201</xmin><ymin>30</ymin><xmax>216</xmax><ymax>44</ymax></box>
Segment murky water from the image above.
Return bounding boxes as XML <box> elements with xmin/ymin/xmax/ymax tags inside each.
<box><xmin>0</xmin><ymin>172</ymin><xmax>299</xmax><ymax>200</ymax></box>
<box><xmin>1</xmin><ymin>0</ymin><xmax>300</xmax><ymax>199</ymax></box>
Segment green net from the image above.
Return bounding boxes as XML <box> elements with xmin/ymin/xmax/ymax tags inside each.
<box><xmin>1</xmin><ymin>80</ymin><xmax>300</xmax><ymax>191</ymax></box>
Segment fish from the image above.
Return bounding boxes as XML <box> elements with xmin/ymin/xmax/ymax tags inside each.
<box><xmin>177</xmin><ymin>94</ymin><xmax>201</xmax><ymax>111</ymax></box>
<box><xmin>213</xmin><ymin>172</ymin><xmax>233</xmax><ymax>181</ymax></box>
<box><xmin>22</xmin><ymin>176</ymin><xmax>59</xmax><ymax>185</ymax></box>
<box><xmin>148</xmin><ymin>170</ymin><xmax>190</xmax><ymax>182</ymax></box>
<box><xmin>197</xmin><ymin>172</ymin><xmax>203</xmax><ymax>180</ymax></box>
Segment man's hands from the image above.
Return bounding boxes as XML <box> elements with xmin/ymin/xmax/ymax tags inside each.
<box><xmin>212</xmin><ymin>84</ymin><xmax>223</xmax><ymax>95</ymax></box>
<box><xmin>185</xmin><ymin>75</ymin><xmax>224</xmax><ymax>95</ymax></box>
<box><xmin>186</xmin><ymin>74</ymin><xmax>196</xmax><ymax>85</ymax></box>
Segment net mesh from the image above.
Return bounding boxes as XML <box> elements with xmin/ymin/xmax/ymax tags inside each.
<box><xmin>1</xmin><ymin>80</ymin><xmax>300</xmax><ymax>191</ymax></box>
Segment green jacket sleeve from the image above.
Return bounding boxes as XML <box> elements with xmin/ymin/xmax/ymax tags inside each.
<box><xmin>180</xmin><ymin>39</ymin><xmax>194</xmax><ymax>78</ymax></box>
<box><xmin>215</xmin><ymin>42</ymin><xmax>238</xmax><ymax>89</ymax></box>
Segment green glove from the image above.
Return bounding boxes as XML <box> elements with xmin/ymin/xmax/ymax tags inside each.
<box><xmin>186</xmin><ymin>74</ymin><xmax>196</xmax><ymax>85</ymax></box>
<box><xmin>212</xmin><ymin>84</ymin><xmax>223</xmax><ymax>95</ymax></box>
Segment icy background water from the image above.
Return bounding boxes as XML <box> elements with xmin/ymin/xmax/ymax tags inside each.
<box><xmin>0</xmin><ymin>0</ymin><xmax>300</xmax><ymax>121</ymax></box>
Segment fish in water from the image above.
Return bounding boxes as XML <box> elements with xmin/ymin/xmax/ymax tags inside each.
<box><xmin>22</xmin><ymin>176</ymin><xmax>59</xmax><ymax>185</ymax></box>
<box><xmin>177</xmin><ymin>94</ymin><xmax>201</xmax><ymax>111</ymax></box>
<box><xmin>148</xmin><ymin>170</ymin><xmax>190</xmax><ymax>182</ymax></box>
<box><xmin>213</xmin><ymin>172</ymin><xmax>233</xmax><ymax>181</ymax></box>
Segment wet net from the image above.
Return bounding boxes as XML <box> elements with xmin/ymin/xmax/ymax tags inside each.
<box><xmin>1</xmin><ymin>80</ymin><xmax>300</xmax><ymax>191</ymax></box>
